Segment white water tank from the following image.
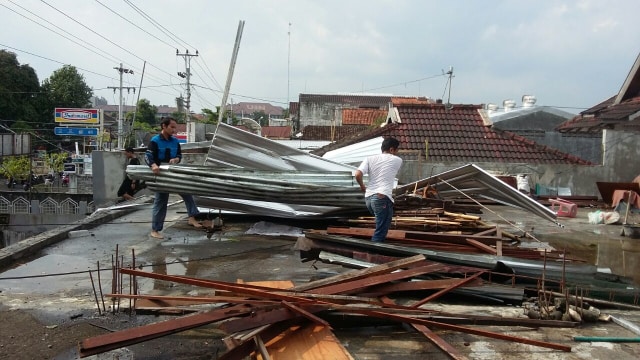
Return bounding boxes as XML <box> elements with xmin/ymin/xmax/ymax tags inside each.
<box><xmin>487</xmin><ymin>103</ymin><xmax>498</xmax><ymax>114</ymax></box>
<box><xmin>503</xmin><ymin>99</ymin><xmax>516</xmax><ymax>112</ymax></box>
<box><xmin>522</xmin><ymin>95</ymin><xmax>537</xmax><ymax>107</ymax></box>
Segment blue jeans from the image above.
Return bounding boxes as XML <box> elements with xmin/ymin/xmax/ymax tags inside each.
<box><xmin>365</xmin><ymin>194</ymin><xmax>394</xmax><ymax>242</ymax></box>
<box><xmin>152</xmin><ymin>192</ymin><xmax>200</xmax><ymax>231</ymax></box>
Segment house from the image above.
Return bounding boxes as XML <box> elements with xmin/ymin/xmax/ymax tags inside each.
<box><xmin>229</xmin><ymin>102</ymin><xmax>285</xmax><ymax>122</ymax></box>
<box><xmin>314</xmin><ymin>100</ymin><xmax>591</xmax><ymax>165</ymax></box>
<box><xmin>485</xmin><ymin>96</ymin><xmax>602</xmax><ymax>164</ymax></box>
<box><xmin>556</xmin><ymin>52</ymin><xmax>640</xmax><ymax>134</ymax></box>
<box><xmin>297</xmin><ymin>93</ymin><xmax>391</xmax><ymax>131</ymax></box>
<box><xmin>296</xmin><ymin>95</ymin><xmax>433</xmax><ymax>141</ymax></box>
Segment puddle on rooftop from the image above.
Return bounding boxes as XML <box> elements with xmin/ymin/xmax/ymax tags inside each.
<box><xmin>0</xmin><ymin>254</ymin><xmax>94</xmax><ymax>294</ymax></box>
<box><xmin>531</xmin><ymin>231</ymin><xmax>640</xmax><ymax>287</ymax></box>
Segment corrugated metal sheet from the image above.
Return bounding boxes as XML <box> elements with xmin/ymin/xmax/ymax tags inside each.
<box><xmin>396</xmin><ymin>163</ymin><xmax>558</xmax><ymax>223</ymax></box>
<box><xmin>204</xmin><ymin>122</ymin><xmax>355</xmax><ymax>171</ymax></box>
<box><xmin>322</xmin><ymin>137</ymin><xmax>383</xmax><ymax>165</ymax></box>
<box><xmin>129</xmin><ymin>123</ymin><xmax>558</xmax><ymax>222</ymax></box>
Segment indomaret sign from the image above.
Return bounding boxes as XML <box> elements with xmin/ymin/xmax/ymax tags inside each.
<box><xmin>54</xmin><ymin>108</ymin><xmax>100</xmax><ymax>124</ymax></box>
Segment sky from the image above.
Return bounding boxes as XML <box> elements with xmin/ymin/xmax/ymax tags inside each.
<box><xmin>2</xmin><ymin>0</ymin><xmax>639</xmax><ymax>116</ymax></box>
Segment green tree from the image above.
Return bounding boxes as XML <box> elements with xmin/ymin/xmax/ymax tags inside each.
<box><xmin>41</xmin><ymin>65</ymin><xmax>93</xmax><ymax>108</ymax></box>
<box><xmin>10</xmin><ymin>119</ymin><xmax>32</xmax><ymax>133</ymax></box>
<box><xmin>252</xmin><ymin>111</ymin><xmax>269</xmax><ymax>127</ymax></box>
<box><xmin>202</xmin><ymin>108</ymin><xmax>219</xmax><ymax>124</ymax></box>
<box><xmin>0</xmin><ymin>155</ymin><xmax>30</xmax><ymax>181</ymax></box>
<box><xmin>127</xmin><ymin>98</ymin><xmax>157</xmax><ymax>126</ymax></box>
<box><xmin>0</xmin><ymin>50</ymin><xmax>41</xmax><ymax>127</ymax></box>
<box><xmin>171</xmin><ymin>111</ymin><xmax>186</xmax><ymax>123</ymax></box>
<box><xmin>45</xmin><ymin>152</ymin><xmax>68</xmax><ymax>174</ymax></box>
<box><xmin>37</xmin><ymin>65</ymin><xmax>93</xmax><ymax>147</ymax></box>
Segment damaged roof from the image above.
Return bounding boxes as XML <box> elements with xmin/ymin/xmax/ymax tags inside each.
<box><xmin>313</xmin><ymin>102</ymin><xmax>594</xmax><ymax>165</ymax></box>
<box><xmin>557</xmin><ymin>52</ymin><xmax>640</xmax><ymax>133</ymax></box>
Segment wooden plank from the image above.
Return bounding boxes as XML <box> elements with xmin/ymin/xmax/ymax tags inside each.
<box><xmin>361</xmin><ymin>278</ymin><xmax>483</xmax><ymax>297</ymax></box>
<box><xmin>411</xmin><ymin>324</ymin><xmax>469</xmax><ymax>360</ymax></box>
<box><xmin>258</xmin><ymin>324</ymin><xmax>354</xmax><ymax>360</ymax></box>
<box><xmin>119</xmin><ymin>268</ymin><xmax>316</xmax><ymax>304</ymax></box>
<box><xmin>411</xmin><ymin>271</ymin><xmax>487</xmax><ymax>308</ymax></box>
<box><xmin>293</xmin><ymin>254</ymin><xmax>427</xmax><ymax>292</ymax></box>
<box><xmin>218</xmin><ymin>305</ymin><xmax>327</xmax><ymax>334</ymax></box>
<box><xmin>308</xmin><ymin>263</ymin><xmax>448</xmax><ymax>295</ymax></box>
<box><xmin>324</xmin><ymin>227</ymin><xmax>503</xmax><ymax>245</ymax></box>
<box><xmin>465</xmin><ymin>238</ymin><xmax>497</xmax><ymax>255</ymax></box>
<box><xmin>79</xmin><ymin>305</ymin><xmax>252</xmax><ymax>357</ymax></box>
<box><xmin>347</xmin><ymin>309</ymin><xmax>572</xmax><ymax>352</ymax></box>
<box><xmin>281</xmin><ymin>301</ymin><xmax>331</xmax><ymax>328</ymax></box>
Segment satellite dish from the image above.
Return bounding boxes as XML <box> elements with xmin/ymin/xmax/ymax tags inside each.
<box><xmin>240</xmin><ymin>117</ymin><xmax>261</xmax><ymax>135</ymax></box>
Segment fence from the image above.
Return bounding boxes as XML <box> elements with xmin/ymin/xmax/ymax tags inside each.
<box><xmin>0</xmin><ymin>195</ymin><xmax>94</xmax><ymax>215</ymax></box>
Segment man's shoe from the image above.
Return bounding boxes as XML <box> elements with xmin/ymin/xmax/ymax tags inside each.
<box><xmin>150</xmin><ymin>231</ymin><xmax>164</xmax><ymax>239</ymax></box>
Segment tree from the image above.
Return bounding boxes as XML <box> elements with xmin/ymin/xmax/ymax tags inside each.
<box><xmin>252</xmin><ymin>111</ymin><xmax>269</xmax><ymax>127</ymax></box>
<box><xmin>201</xmin><ymin>108</ymin><xmax>219</xmax><ymax>124</ymax></box>
<box><xmin>45</xmin><ymin>152</ymin><xmax>68</xmax><ymax>174</ymax></box>
<box><xmin>171</xmin><ymin>110</ymin><xmax>186</xmax><ymax>123</ymax></box>
<box><xmin>0</xmin><ymin>50</ymin><xmax>41</xmax><ymax>127</ymax></box>
<box><xmin>37</xmin><ymin>65</ymin><xmax>94</xmax><ymax>148</ymax></box>
<box><xmin>0</xmin><ymin>155</ymin><xmax>30</xmax><ymax>181</ymax></box>
<box><xmin>126</xmin><ymin>98</ymin><xmax>157</xmax><ymax>126</ymax></box>
<box><xmin>41</xmin><ymin>65</ymin><xmax>93</xmax><ymax>109</ymax></box>
<box><xmin>93</xmin><ymin>96</ymin><xmax>108</xmax><ymax>106</ymax></box>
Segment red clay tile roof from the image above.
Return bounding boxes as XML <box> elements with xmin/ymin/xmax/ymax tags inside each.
<box><xmin>342</xmin><ymin>108</ymin><xmax>388</xmax><ymax>125</ymax></box>
<box><xmin>556</xmin><ymin>96</ymin><xmax>640</xmax><ymax>133</ymax></box>
<box><xmin>391</xmin><ymin>97</ymin><xmax>434</xmax><ymax>106</ymax></box>
<box><xmin>313</xmin><ymin>103</ymin><xmax>593</xmax><ymax>165</ymax></box>
<box><xmin>261</xmin><ymin>126</ymin><xmax>292</xmax><ymax>139</ymax></box>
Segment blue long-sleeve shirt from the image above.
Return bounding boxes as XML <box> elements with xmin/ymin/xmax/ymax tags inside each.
<box><xmin>144</xmin><ymin>133</ymin><xmax>182</xmax><ymax>166</ymax></box>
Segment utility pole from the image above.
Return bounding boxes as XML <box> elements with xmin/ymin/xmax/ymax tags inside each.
<box><xmin>176</xmin><ymin>49</ymin><xmax>199</xmax><ymax>142</ymax></box>
<box><xmin>287</xmin><ymin>22</ymin><xmax>291</xmax><ymax>115</ymax></box>
<box><xmin>108</xmin><ymin>63</ymin><xmax>135</xmax><ymax>149</ymax></box>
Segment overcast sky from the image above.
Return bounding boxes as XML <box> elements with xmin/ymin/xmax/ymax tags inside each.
<box><xmin>2</xmin><ymin>0</ymin><xmax>639</xmax><ymax>115</ymax></box>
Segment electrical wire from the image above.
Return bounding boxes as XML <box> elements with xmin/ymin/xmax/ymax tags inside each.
<box><xmin>123</xmin><ymin>0</ymin><xmax>196</xmax><ymax>51</ymax></box>
<box><xmin>93</xmin><ymin>0</ymin><xmax>180</xmax><ymax>50</ymax></box>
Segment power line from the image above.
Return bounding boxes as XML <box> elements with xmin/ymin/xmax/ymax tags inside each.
<box><xmin>123</xmin><ymin>0</ymin><xmax>196</xmax><ymax>51</ymax></box>
<box><xmin>359</xmin><ymin>72</ymin><xmax>447</xmax><ymax>93</ymax></box>
<box><xmin>39</xmin><ymin>0</ymin><xmax>183</xmax><ymax>88</ymax></box>
<box><xmin>0</xmin><ymin>43</ymin><xmax>115</xmax><ymax>80</ymax></box>
<box><xmin>93</xmin><ymin>0</ymin><xmax>179</xmax><ymax>50</ymax></box>
<box><xmin>2</xmin><ymin>1</ymin><xmax>122</xmax><ymax>66</ymax></box>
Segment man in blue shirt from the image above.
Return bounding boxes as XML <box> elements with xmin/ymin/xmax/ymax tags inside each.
<box><xmin>145</xmin><ymin>117</ymin><xmax>202</xmax><ymax>239</ymax></box>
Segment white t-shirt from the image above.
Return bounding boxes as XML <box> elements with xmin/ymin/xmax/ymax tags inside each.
<box><xmin>357</xmin><ymin>153</ymin><xmax>403</xmax><ymax>202</ymax></box>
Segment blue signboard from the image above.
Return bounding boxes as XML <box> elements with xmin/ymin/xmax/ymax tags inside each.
<box><xmin>54</xmin><ymin>127</ymin><xmax>98</xmax><ymax>136</ymax></box>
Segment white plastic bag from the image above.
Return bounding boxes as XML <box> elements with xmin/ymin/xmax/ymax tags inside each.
<box><xmin>588</xmin><ymin>210</ymin><xmax>603</xmax><ymax>224</ymax></box>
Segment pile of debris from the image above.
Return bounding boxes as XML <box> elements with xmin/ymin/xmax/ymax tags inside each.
<box><xmin>80</xmin><ymin>254</ymin><xmax>580</xmax><ymax>359</ymax></box>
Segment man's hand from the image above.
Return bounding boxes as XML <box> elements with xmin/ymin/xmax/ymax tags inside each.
<box><xmin>151</xmin><ymin>164</ymin><xmax>160</xmax><ymax>174</ymax></box>
<box><xmin>169</xmin><ymin>158</ymin><xmax>180</xmax><ymax>164</ymax></box>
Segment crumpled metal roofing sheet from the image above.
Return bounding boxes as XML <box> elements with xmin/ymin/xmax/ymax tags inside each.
<box><xmin>396</xmin><ymin>163</ymin><xmax>558</xmax><ymax>223</ymax></box>
<box><xmin>204</xmin><ymin>122</ymin><xmax>355</xmax><ymax>172</ymax></box>
<box><xmin>322</xmin><ymin>137</ymin><xmax>384</xmax><ymax>165</ymax></box>
<box><xmin>127</xmin><ymin>165</ymin><xmax>365</xmax><ymax>209</ymax></box>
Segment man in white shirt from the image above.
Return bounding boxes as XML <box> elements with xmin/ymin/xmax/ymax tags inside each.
<box><xmin>354</xmin><ymin>137</ymin><xmax>403</xmax><ymax>242</ymax></box>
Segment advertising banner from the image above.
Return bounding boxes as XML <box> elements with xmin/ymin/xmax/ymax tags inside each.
<box><xmin>54</xmin><ymin>108</ymin><xmax>100</xmax><ymax>124</ymax></box>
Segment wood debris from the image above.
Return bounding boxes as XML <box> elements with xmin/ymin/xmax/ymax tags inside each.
<box><xmin>79</xmin><ymin>253</ymin><xmax>575</xmax><ymax>359</ymax></box>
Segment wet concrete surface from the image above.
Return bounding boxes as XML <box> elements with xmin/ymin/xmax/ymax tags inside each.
<box><xmin>1</xmin><ymin>198</ymin><xmax>640</xmax><ymax>359</ymax></box>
